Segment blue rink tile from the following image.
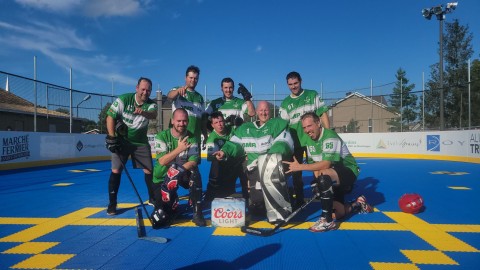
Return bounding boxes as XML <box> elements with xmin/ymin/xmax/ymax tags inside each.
<box><xmin>450</xmin><ymin>232</ymin><xmax>480</xmax><ymax>251</ymax></box>
<box><xmin>0</xmin><ymin>224</ymin><xmax>31</xmax><ymax>238</ymax></box>
<box><xmin>0</xmin><ymin>254</ymin><xmax>32</xmax><ymax>269</ymax></box>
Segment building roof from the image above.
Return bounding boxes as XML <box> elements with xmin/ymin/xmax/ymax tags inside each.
<box><xmin>333</xmin><ymin>92</ymin><xmax>389</xmax><ymax>109</ymax></box>
<box><xmin>0</xmin><ymin>88</ymin><xmax>70</xmax><ymax>118</ymax></box>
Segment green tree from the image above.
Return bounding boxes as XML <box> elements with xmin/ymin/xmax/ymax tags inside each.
<box><xmin>425</xmin><ymin>19</ymin><xmax>474</xmax><ymax>129</ymax></box>
<box><xmin>346</xmin><ymin>118</ymin><xmax>359</xmax><ymax>133</ymax></box>
<box><xmin>470</xmin><ymin>59</ymin><xmax>480</xmax><ymax>128</ymax></box>
<box><xmin>387</xmin><ymin>68</ymin><xmax>417</xmax><ymax>131</ymax></box>
<box><xmin>98</xmin><ymin>102</ymin><xmax>111</xmax><ymax>134</ymax></box>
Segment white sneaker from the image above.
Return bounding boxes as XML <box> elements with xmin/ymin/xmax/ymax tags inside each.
<box><xmin>309</xmin><ymin>217</ymin><xmax>336</xmax><ymax>232</ymax></box>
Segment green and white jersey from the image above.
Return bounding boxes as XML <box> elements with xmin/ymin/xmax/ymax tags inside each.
<box><xmin>221</xmin><ymin>118</ymin><xmax>294</xmax><ymax>166</ymax></box>
<box><xmin>279</xmin><ymin>89</ymin><xmax>328</xmax><ymax>147</ymax></box>
<box><xmin>205</xmin><ymin>96</ymin><xmax>248</xmax><ymax>120</ymax></box>
<box><xmin>107</xmin><ymin>93</ymin><xmax>157</xmax><ymax>146</ymax></box>
<box><xmin>171</xmin><ymin>88</ymin><xmax>205</xmax><ymax>140</ymax></box>
<box><xmin>305</xmin><ymin>128</ymin><xmax>360</xmax><ymax>177</ymax></box>
<box><xmin>206</xmin><ymin>127</ymin><xmax>232</xmax><ymax>160</ymax></box>
<box><xmin>152</xmin><ymin>130</ymin><xmax>199</xmax><ymax>183</ymax></box>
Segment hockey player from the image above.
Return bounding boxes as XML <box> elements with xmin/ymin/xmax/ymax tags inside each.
<box><xmin>279</xmin><ymin>71</ymin><xmax>330</xmax><ymax>208</ymax></box>
<box><xmin>150</xmin><ymin>108</ymin><xmax>206</xmax><ymax>227</ymax></box>
<box><xmin>213</xmin><ymin>101</ymin><xmax>294</xmax><ymax>224</ymax></box>
<box><xmin>205</xmin><ymin>77</ymin><xmax>255</xmax><ymax>130</ymax></box>
<box><xmin>283</xmin><ymin>112</ymin><xmax>373</xmax><ymax>232</ymax></box>
<box><xmin>204</xmin><ymin>111</ymin><xmax>248</xmax><ymax>201</ymax></box>
<box><xmin>105</xmin><ymin>77</ymin><xmax>157</xmax><ymax>215</ymax></box>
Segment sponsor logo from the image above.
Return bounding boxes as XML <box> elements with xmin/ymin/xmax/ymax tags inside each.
<box><xmin>427</xmin><ymin>135</ymin><xmax>440</xmax><ymax>152</ymax></box>
<box><xmin>1</xmin><ymin>135</ymin><xmax>31</xmax><ymax>162</ymax></box>
<box><xmin>76</xmin><ymin>141</ymin><xmax>84</xmax><ymax>151</ymax></box>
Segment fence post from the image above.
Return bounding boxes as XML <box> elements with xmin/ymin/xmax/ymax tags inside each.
<box><xmin>157</xmin><ymin>90</ymin><xmax>162</xmax><ymax>132</ymax></box>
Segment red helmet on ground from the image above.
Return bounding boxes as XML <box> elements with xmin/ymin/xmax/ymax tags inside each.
<box><xmin>398</xmin><ymin>193</ymin><xmax>424</xmax><ymax>214</ymax></box>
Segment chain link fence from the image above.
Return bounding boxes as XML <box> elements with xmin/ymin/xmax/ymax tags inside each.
<box><xmin>1</xmin><ymin>70</ymin><xmax>478</xmax><ymax>134</ymax></box>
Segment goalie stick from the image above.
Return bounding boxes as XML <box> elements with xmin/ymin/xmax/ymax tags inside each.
<box><xmin>241</xmin><ymin>195</ymin><xmax>318</xmax><ymax>236</ymax></box>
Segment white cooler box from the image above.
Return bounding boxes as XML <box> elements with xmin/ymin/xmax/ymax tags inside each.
<box><xmin>211</xmin><ymin>197</ymin><xmax>245</xmax><ymax>227</ymax></box>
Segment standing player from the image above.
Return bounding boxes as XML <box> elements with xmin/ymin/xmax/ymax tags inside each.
<box><xmin>213</xmin><ymin>101</ymin><xmax>294</xmax><ymax>223</ymax></box>
<box><xmin>167</xmin><ymin>65</ymin><xmax>208</xmax><ymax>149</ymax></box>
<box><xmin>279</xmin><ymin>71</ymin><xmax>330</xmax><ymax>208</ymax></box>
<box><xmin>283</xmin><ymin>112</ymin><xmax>373</xmax><ymax>232</ymax></box>
<box><xmin>204</xmin><ymin>111</ymin><xmax>248</xmax><ymax>201</ymax></box>
<box><xmin>150</xmin><ymin>108</ymin><xmax>206</xmax><ymax>227</ymax></box>
<box><xmin>105</xmin><ymin>77</ymin><xmax>157</xmax><ymax>215</ymax></box>
<box><xmin>205</xmin><ymin>77</ymin><xmax>255</xmax><ymax>129</ymax></box>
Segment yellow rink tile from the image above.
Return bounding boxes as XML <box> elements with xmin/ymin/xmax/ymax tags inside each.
<box><xmin>52</xmin><ymin>183</ymin><xmax>74</xmax><ymax>186</ymax></box>
<box><xmin>11</xmin><ymin>254</ymin><xmax>74</xmax><ymax>269</ymax></box>
<box><xmin>0</xmin><ymin>208</ymin><xmax>104</xmax><ymax>242</ymax></box>
<box><xmin>3</xmin><ymin>242</ymin><xmax>58</xmax><ymax>254</ymax></box>
<box><xmin>401</xmin><ymin>250</ymin><xmax>458</xmax><ymax>265</ymax></box>
<box><xmin>0</xmin><ymin>217</ymin><xmax>52</xmax><ymax>225</ymax></box>
<box><xmin>448</xmin><ymin>186</ymin><xmax>471</xmax><ymax>190</ymax></box>
<box><xmin>436</xmin><ymin>224</ymin><xmax>480</xmax><ymax>233</ymax></box>
<box><xmin>370</xmin><ymin>262</ymin><xmax>420</xmax><ymax>270</ymax></box>
<box><xmin>384</xmin><ymin>212</ymin><xmax>479</xmax><ymax>252</ymax></box>
<box><xmin>85</xmin><ymin>169</ymin><xmax>101</xmax><ymax>172</ymax></box>
<box><xmin>213</xmin><ymin>227</ymin><xmax>245</xmax><ymax>236</ymax></box>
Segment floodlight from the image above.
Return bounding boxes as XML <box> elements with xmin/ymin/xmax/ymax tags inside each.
<box><xmin>446</xmin><ymin>2</ymin><xmax>457</xmax><ymax>10</ymax></box>
<box><xmin>422</xmin><ymin>8</ymin><xmax>432</xmax><ymax>20</ymax></box>
<box><xmin>432</xmin><ymin>5</ymin><xmax>443</xmax><ymax>15</ymax></box>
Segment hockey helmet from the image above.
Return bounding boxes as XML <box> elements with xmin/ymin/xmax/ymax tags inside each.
<box><xmin>398</xmin><ymin>193</ymin><xmax>424</xmax><ymax>214</ymax></box>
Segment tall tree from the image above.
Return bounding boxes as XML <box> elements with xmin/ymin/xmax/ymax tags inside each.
<box><xmin>98</xmin><ymin>102</ymin><xmax>111</xmax><ymax>134</ymax></box>
<box><xmin>387</xmin><ymin>68</ymin><xmax>417</xmax><ymax>131</ymax></box>
<box><xmin>425</xmin><ymin>19</ymin><xmax>474</xmax><ymax>129</ymax></box>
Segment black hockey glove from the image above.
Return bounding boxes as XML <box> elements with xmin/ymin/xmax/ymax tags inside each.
<box><xmin>105</xmin><ymin>135</ymin><xmax>121</xmax><ymax>153</ymax></box>
<box><xmin>225</xmin><ymin>115</ymin><xmax>236</xmax><ymax>126</ymax></box>
<box><xmin>238</xmin><ymin>83</ymin><xmax>252</xmax><ymax>101</ymax></box>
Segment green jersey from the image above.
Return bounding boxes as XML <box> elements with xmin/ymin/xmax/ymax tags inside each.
<box><xmin>152</xmin><ymin>130</ymin><xmax>199</xmax><ymax>184</ymax></box>
<box><xmin>221</xmin><ymin>118</ymin><xmax>293</xmax><ymax>167</ymax></box>
<box><xmin>107</xmin><ymin>93</ymin><xmax>157</xmax><ymax>146</ymax></box>
<box><xmin>305</xmin><ymin>128</ymin><xmax>360</xmax><ymax>177</ymax></box>
<box><xmin>205</xmin><ymin>96</ymin><xmax>249</xmax><ymax>120</ymax></box>
<box><xmin>171</xmin><ymin>88</ymin><xmax>205</xmax><ymax>140</ymax></box>
<box><xmin>279</xmin><ymin>89</ymin><xmax>328</xmax><ymax>147</ymax></box>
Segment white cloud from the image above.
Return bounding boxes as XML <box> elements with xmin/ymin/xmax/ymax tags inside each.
<box><xmin>0</xmin><ymin>20</ymin><xmax>136</xmax><ymax>85</ymax></box>
<box><xmin>15</xmin><ymin>0</ymin><xmax>150</xmax><ymax>18</ymax></box>
<box><xmin>15</xmin><ymin>0</ymin><xmax>82</xmax><ymax>13</ymax></box>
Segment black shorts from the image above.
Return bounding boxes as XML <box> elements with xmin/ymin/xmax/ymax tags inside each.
<box><xmin>332</xmin><ymin>164</ymin><xmax>357</xmax><ymax>203</ymax></box>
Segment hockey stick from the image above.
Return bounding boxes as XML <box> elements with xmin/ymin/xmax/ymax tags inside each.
<box><xmin>135</xmin><ymin>206</ymin><xmax>168</xmax><ymax>243</ymax></box>
<box><xmin>241</xmin><ymin>195</ymin><xmax>318</xmax><ymax>236</ymax></box>
<box><xmin>117</xmin><ymin>154</ymin><xmax>168</xmax><ymax>243</ymax></box>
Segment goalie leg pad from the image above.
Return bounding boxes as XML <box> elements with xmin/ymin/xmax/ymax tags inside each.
<box><xmin>258</xmin><ymin>153</ymin><xmax>292</xmax><ymax>223</ymax></box>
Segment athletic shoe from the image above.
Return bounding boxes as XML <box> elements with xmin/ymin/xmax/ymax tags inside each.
<box><xmin>309</xmin><ymin>217</ymin><xmax>336</xmax><ymax>232</ymax></box>
<box><xmin>192</xmin><ymin>212</ymin><xmax>206</xmax><ymax>227</ymax></box>
<box><xmin>356</xmin><ymin>195</ymin><xmax>374</xmax><ymax>213</ymax></box>
<box><xmin>107</xmin><ymin>203</ymin><xmax>116</xmax><ymax>216</ymax></box>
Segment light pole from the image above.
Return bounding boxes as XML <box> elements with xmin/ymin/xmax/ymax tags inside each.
<box><xmin>422</xmin><ymin>2</ymin><xmax>457</xmax><ymax>130</ymax></box>
<box><xmin>76</xmin><ymin>94</ymin><xmax>91</xmax><ymax>117</ymax></box>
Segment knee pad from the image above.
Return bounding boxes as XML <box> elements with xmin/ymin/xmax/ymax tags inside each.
<box><xmin>316</xmin><ymin>174</ymin><xmax>333</xmax><ymax>195</ymax></box>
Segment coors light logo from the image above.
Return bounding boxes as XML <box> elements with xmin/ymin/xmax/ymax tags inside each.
<box><xmin>212</xmin><ymin>206</ymin><xmax>244</xmax><ymax>226</ymax></box>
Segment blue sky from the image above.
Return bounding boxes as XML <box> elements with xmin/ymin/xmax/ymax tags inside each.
<box><xmin>0</xmin><ymin>0</ymin><xmax>479</xmax><ymax>104</ymax></box>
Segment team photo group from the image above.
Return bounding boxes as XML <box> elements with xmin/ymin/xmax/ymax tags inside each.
<box><xmin>104</xmin><ymin>65</ymin><xmax>374</xmax><ymax>233</ymax></box>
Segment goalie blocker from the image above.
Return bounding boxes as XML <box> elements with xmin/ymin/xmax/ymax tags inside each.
<box><xmin>251</xmin><ymin>153</ymin><xmax>292</xmax><ymax>223</ymax></box>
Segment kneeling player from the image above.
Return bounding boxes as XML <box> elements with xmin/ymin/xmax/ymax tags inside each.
<box><xmin>283</xmin><ymin>112</ymin><xmax>373</xmax><ymax>232</ymax></box>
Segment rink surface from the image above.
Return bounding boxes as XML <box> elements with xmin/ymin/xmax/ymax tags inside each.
<box><xmin>0</xmin><ymin>158</ymin><xmax>479</xmax><ymax>270</ymax></box>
